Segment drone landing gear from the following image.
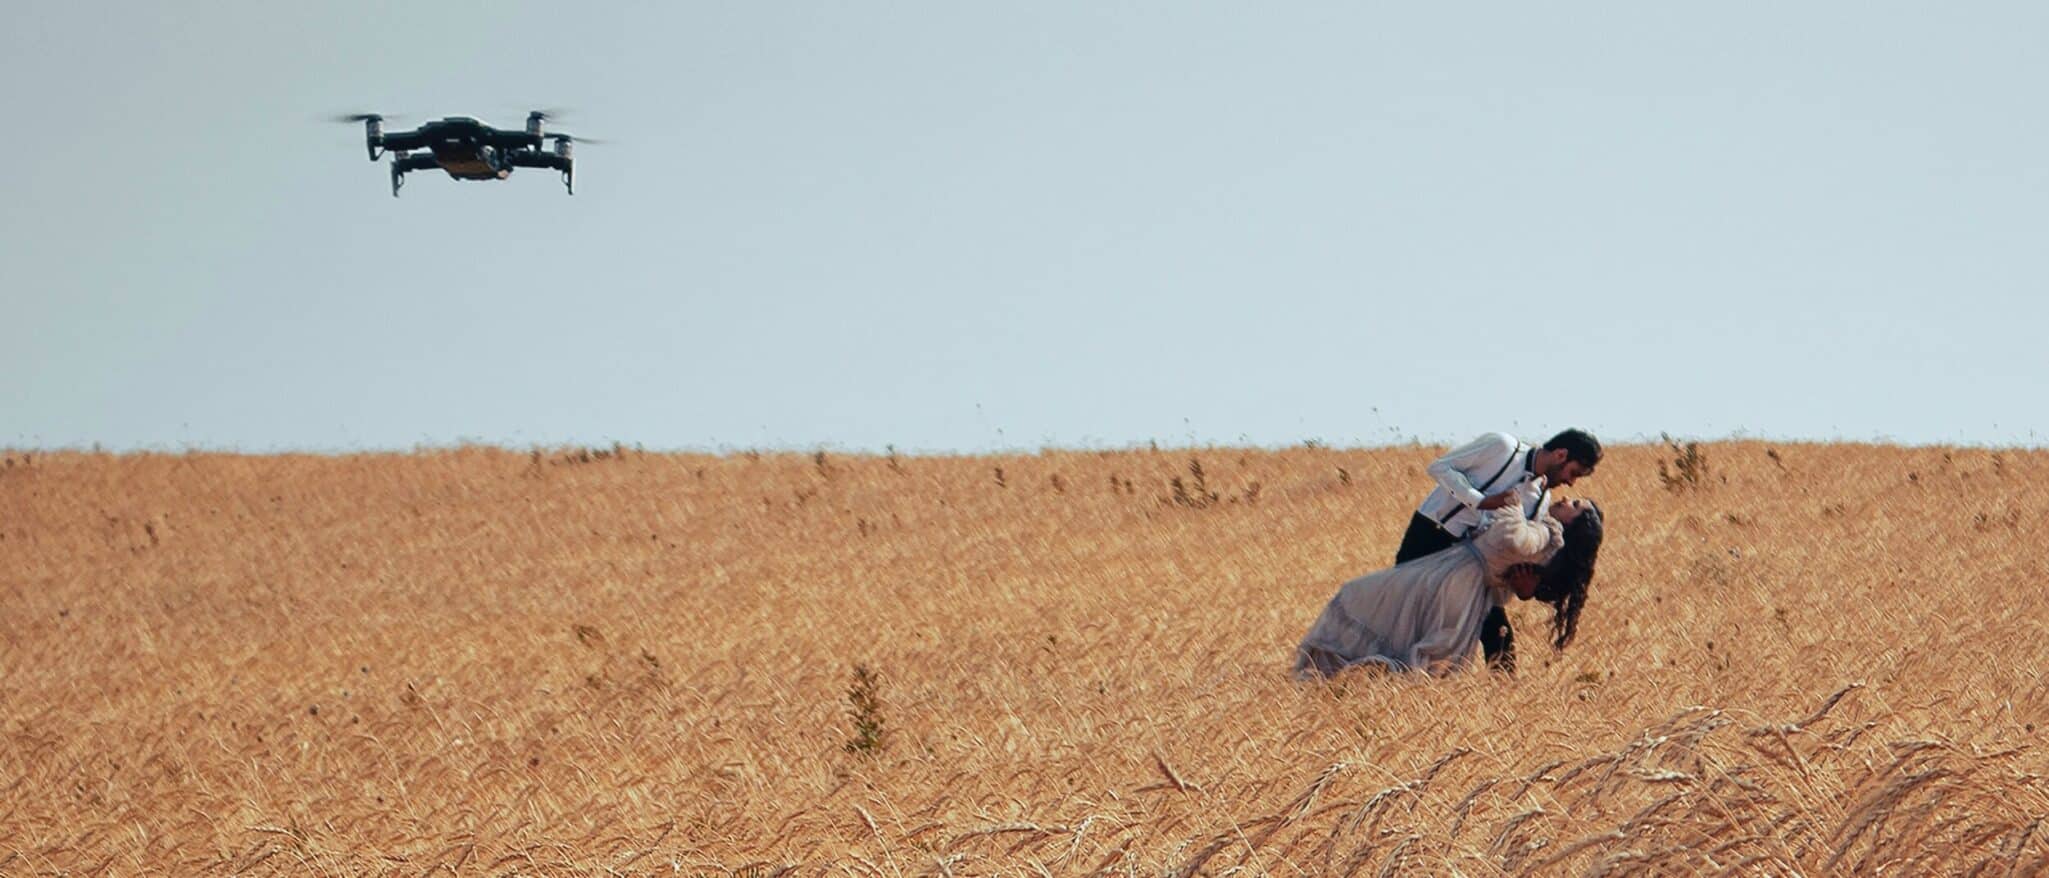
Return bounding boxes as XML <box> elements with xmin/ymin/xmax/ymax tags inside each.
<box><xmin>389</xmin><ymin>152</ymin><xmax>437</xmax><ymax>197</ymax></box>
<box><xmin>562</xmin><ymin>162</ymin><xmax>574</xmax><ymax>195</ymax></box>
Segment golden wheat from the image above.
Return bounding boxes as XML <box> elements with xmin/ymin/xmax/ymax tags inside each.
<box><xmin>2</xmin><ymin>442</ymin><xmax>2045</xmax><ymax>874</ymax></box>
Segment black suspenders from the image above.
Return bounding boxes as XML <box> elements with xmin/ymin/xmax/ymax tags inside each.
<box><xmin>1437</xmin><ymin>444</ymin><xmax>1529</xmax><ymax>526</ymax></box>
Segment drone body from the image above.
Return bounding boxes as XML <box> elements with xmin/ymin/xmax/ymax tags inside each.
<box><xmin>340</xmin><ymin>111</ymin><xmax>586</xmax><ymax>196</ymax></box>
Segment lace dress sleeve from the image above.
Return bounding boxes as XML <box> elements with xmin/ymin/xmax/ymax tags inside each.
<box><xmin>1473</xmin><ymin>508</ymin><xmax>1565</xmax><ymax>571</ymax></box>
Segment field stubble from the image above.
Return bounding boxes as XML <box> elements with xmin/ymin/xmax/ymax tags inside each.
<box><xmin>1</xmin><ymin>442</ymin><xmax>2046</xmax><ymax>874</ymax></box>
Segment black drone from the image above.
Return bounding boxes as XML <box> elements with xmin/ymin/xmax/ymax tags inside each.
<box><xmin>334</xmin><ymin>110</ymin><xmax>595</xmax><ymax>196</ymax></box>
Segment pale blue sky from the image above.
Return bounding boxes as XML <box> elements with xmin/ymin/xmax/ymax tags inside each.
<box><xmin>4</xmin><ymin>3</ymin><xmax>2044</xmax><ymax>452</ymax></box>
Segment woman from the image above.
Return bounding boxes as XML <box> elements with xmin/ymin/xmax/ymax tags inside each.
<box><xmin>1295</xmin><ymin>499</ymin><xmax>1604</xmax><ymax>677</ymax></box>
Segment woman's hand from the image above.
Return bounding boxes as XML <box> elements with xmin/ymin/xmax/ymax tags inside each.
<box><xmin>1477</xmin><ymin>491</ymin><xmax>1518</xmax><ymax>511</ymax></box>
<box><xmin>1503</xmin><ymin>563</ymin><xmax>1542</xmax><ymax>600</ymax></box>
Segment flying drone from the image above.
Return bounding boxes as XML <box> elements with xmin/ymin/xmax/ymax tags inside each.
<box><xmin>333</xmin><ymin>110</ymin><xmax>597</xmax><ymax>196</ymax></box>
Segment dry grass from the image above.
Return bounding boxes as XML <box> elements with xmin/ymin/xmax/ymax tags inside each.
<box><xmin>2</xmin><ymin>442</ymin><xmax>2046</xmax><ymax>875</ymax></box>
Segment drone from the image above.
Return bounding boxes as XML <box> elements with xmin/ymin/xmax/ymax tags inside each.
<box><xmin>333</xmin><ymin>111</ymin><xmax>595</xmax><ymax>196</ymax></box>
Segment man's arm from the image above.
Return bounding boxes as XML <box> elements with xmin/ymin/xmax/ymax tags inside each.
<box><xmin>1425</xmin><ymin>433</ymin><xmax>1518</xmax><ymax>511</ymax></box>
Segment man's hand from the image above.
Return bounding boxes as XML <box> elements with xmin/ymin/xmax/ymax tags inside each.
<box><xmin>1502</xmin><ymin>563</ymin><xmax>1542</xmax><ymax>600</ymax></box>
<box><xmin>1476</xmin><ymin>490</ymin><xmax>1517</xmax><ymax>511</ymax></box>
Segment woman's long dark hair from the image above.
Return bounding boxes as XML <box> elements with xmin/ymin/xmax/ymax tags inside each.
<box><xmin>1534</xmin><ymin>501</ymin><xmax>1603</xmax><ymax>650</ymax></box>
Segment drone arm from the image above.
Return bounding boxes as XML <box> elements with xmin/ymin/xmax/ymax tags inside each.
<box><xmin>506</xmin><ymin>149</ymin><xmax>573</xmax><ymax>194</ymax></box>
<box><xmin>487</xmin><ymin>129</ymin><xmax>542</xmax><ymax>150</ymax></box>
<box><xmin>505</xmin><ymin>150</ymin><xmax>568</xmax><ymax>171</ymax></box>
<box><xmin>378</xmin><ymin>130</ymin><xmax>429</xmax><ymax>153</ymax></box>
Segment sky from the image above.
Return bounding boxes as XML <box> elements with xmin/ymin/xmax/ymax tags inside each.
<box><xmin>3</xmin><ymin>3</ymin><xmax>2045</xmax><ymax>453</ymax></box>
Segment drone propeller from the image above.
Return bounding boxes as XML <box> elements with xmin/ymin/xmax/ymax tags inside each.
<box><xmin>545</xmin><ymin>132</ymin><xmax>608</xmax><ymax>145</ymax></box>
<box><xmin>330</xmin><ymin>113</ymin><xmax>402</xmax><ymax>161</ymax></box>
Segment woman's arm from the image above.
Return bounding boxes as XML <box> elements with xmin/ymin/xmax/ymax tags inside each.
<box><xmin>1475</xmin><ymin>508</ymin><xmax>1565</xmax><ymax>565</ymax></box>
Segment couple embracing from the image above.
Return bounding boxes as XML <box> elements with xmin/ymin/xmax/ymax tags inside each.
<box><xmin>1295</xmin><ymin>429</ymin><xmax>1607</xmax><ymax>678</ymax></box>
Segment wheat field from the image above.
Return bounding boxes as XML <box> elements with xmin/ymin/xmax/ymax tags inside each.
<box><xmin>3</xmin><ymin>441</ymin><xmax>2045</xmax><ymax>875</ymax></box>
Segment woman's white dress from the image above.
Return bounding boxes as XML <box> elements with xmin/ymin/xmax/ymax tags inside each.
<box><xmin>1295</xmin><ymin>509</ymin><xmax>1565</xmax><ymax>677</ymax></box>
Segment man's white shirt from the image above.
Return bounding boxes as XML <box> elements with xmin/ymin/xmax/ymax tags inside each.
<box><xmin>1415</xmin><ymin>432</ymin><xmax>1550</xmax><ymax>538</ymax></box>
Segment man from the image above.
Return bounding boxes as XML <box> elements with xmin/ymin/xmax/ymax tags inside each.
<box><xmin>1394</xmin><ymin>429</ymin><xmax>1602</xmax><ymax>671</ymax></box>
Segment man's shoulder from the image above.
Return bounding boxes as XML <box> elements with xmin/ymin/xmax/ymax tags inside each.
<box><xmin>1430</xmin><ymin>432</ymin><xmax>1522</xmax><ymax>472</ymax></box>
<box><xmin>1460</xmin><ymin>432</ymin><xmax>1520</xmax><ymax>455</ymax></box>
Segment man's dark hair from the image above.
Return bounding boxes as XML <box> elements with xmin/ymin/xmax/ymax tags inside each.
<box><xmin>1543</xmin><ymin>429</ymin><xmax>1603</xmax><ymax>468</ymax></box>
<box><xmin>1534</xmin><ymin>501</ymin><xmax>1603</xmax><ymax>650</ymax></box>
